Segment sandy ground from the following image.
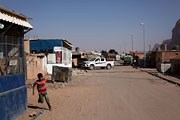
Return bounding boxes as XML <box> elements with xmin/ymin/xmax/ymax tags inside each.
<box><xmin>18</xmin><ymin>66</ymin><xmax>180</xmax><ymax>120</ymax></box>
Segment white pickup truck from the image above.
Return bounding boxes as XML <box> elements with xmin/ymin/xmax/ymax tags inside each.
<box><xmin>84</xmin><ymin>57</ymin><xmax>114</xmax><ymax>70</ymax></box>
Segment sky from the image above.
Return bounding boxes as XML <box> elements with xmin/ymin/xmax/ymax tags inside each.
<box><xmin>0</xmin><ymin>0</ymin><xmax>180</xmax><ymax>53</ymax></box>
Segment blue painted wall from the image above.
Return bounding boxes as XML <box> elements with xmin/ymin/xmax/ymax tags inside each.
<box><xmin>0</xmin><ymin>74</ymin><xmax>27</xmax><ymax>120</ymax></box>
<box><xmin>0</xmin><ymin>74</ymin><xmax>25</xmax><ymax>93</ymax></box>
<box><xmin>30</xmin><ymin>39</ymin><xmax>63</xmax><ymax>51</ymax></box>
<box><xmin>0</xmin><ymin>86</ymin><xmax>27</xmax><ymax>120</ymax></box>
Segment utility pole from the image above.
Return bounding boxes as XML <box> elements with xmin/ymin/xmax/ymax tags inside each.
<box><xmin>140</xmin><ymin>23</ymin><xmax>146</xmax><ymax>67</ymax></box>
<box><xmin>119</xmin><ymin>46</ymin><xmax>121</xmax><ymax>55</ymax></box>
<box><xmin>149</xmin><ymin>44</ymin><xmax>151</xmax><ymax>51</ymax></box>
<box><xmin>128</xmin><ymin>33</ymin><xmax>134</xmax><ymax>51</ymax></box>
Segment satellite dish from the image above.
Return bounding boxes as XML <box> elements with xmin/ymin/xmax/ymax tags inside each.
<box><xmin>0</xmin><ymin>23</ymin><xmax>4</xmax><ymax>29</ymax></box>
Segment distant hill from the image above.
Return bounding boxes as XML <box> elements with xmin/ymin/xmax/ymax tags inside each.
<box><xmin>153</xmin><ymin>19</ymin><xmax>180</xmax><ymax>50</ymax></box>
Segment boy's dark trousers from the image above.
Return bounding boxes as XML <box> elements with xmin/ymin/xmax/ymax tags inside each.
<box><xmin>38</xmin><ymin>93</ymin><xmax>51</xmax><ymax>109</ymax></box>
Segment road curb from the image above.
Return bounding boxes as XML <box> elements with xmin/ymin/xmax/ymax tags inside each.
<box><xmin>141</xmin><ymin>70</ymin><xmax>180</xmax><ymax>86</ymax></box>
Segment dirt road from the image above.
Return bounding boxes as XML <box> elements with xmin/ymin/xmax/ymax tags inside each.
<box><xmin>18</xmin><ymin>66</ymin><xmax>180</xmax><ymax>120</ymax></box>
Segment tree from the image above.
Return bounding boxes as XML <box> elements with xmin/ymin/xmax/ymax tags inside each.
<box><xmin>101</xmin><ymin>50</ymin><xmax>108</xmax><ymax>57</ymax></box>
<box><xmin>109</xmin><ymin>49</ymin><xmax>118</xmax><ymax>54</ymax></box>
<box><xmin>75</xmin><ymin>47</ymin><xmax>80</xmax><ymax>51</ymax></box>
<box><xmin>172</xmin><ymin>45</ymin><xmax>179</xmax><ymax>50</ymax></box>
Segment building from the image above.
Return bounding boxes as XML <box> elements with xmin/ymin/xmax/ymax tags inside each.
<box><xmin>25</xmin><ymin>39</ymin><xmax>73</xmax><ymax>75</ymax></box>
<box><xmin>133</xmin><ymin>52</ymin><xmax>145</xmax><ymax>67</ymax></box>
<box><xmin>24</xmin><ymin>38</ymin><xmax>37</xmax><ymax>54</ymax></box>
<box><xmin>151</xmin><ymin>51</ymin><xmax>180</xmax><ymax>66</ymax></box>
<box><xmin>72</xmin><ymin>51</ymin><xmax>83</xmax><ymax>68</ymax></box>
<box><xmin>0</xmin><ymin>6</ymin><xmax>33</xmax><ymax>120</ymax></box>
<box><xmin>26</xmin><ymin>54</ymin><xmax>47</xmax><ymax>80</ymax></box>
<box><xmin>151</xmin><ymin>51</ymin><xmax>180</xmax><ymax>73</ymax></box>
<box><xmin>170</xmin><ymin>56</ymin><xmax>180</xmax><ymax>74</ymax></box>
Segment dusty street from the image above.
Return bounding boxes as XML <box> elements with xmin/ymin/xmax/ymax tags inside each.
<box><xmin>18</xmin><ymin>66</ymin><xmax>180</xmax><ymax>120</ymax></box>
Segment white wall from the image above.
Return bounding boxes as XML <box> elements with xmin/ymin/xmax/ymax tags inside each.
<box><xmin>42</xmin><ymin>56</ymin><xmax>47</xmax><ymax>71</ymax></box>
<box><xmin>46</xmin><ymin>47</ymin><xmax>72</xmax><ymax>74</ymax></box>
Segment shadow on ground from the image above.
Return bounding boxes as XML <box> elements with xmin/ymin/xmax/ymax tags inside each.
<box><xmin>28</xmin><ymin>105</ymin><xmax>48</xmax><ymax>110</ymax></box>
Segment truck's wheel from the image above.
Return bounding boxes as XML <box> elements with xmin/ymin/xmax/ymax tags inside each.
<box><xmin>106</xmin><ymin>64</ymin><xmax>111</xmax><ymax>69</ymax></box>
<box><xmin>89</xmin><ymin>65</ymin><xmax>95</xmax><ymax>70</ymax></box>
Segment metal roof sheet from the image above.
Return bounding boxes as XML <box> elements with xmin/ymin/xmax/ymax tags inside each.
<box><xmin>30</xmin><ymin>39</ymin><xmax>63</xmax><ymax>51</ymax></box>
<box><xmin>0</xmin><ymin>6</ymin><xmax>33</xmax><ymax>29</ymax></box>
<box><xmin>0</xmin><ymin>6</ymin><xmax>32</xmax><ymax>19</ymax></box>
<box><xmin>0</xmin><ymin>12</ymin><xmax>33</xmax><ymax>29</ymax></box>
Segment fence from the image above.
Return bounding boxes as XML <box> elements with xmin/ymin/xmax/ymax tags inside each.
<box><xmin>0</xmin><ymin>35</ymin><xmax>24</xmax><ymax>76</ymax></box>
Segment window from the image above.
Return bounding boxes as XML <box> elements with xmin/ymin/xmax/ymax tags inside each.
<box><xmin>89</xmin><ymin>58</ymin><xmax>96</xmax><ymax>61</ymax></box>
<box><xmin>47</xmin><ymin>53</ymin><xmax>56</xmax><ymax>64</ymax></box>
<box><xmin>101</xmin><ymin>58</ymin><xmax>105</xmax><ymax>61</ymax></box>
<box><xmin>95</xmin><ymin>58</ymin><xmax>100</xmax><ymax>62</ymax></box>
<box><xmin>47</xmin><ymin>52</ymin><xmax>63</xmax><ymax>64</ymax></box>
<box><xmin>0</xmin><ymin>35</ymin><xmax>24</xmax><ymax>76</ymax></box>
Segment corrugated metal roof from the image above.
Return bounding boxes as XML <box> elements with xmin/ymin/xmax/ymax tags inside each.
<box><xmin>30</xmin><ymin>39</ymin><xmax>63</xmax><ymax>51</ymax></box>
<box><xmin>0</xmin><ymin>6</ymin><xmax>32</xmax><ymax>19</ymax></box>
<box><xmin>0</xmin><ymin>6</ymin><xmax>33</xmax><ymax>29</ymax></box>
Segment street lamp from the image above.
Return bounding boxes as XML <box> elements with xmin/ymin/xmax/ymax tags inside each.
<box><xmin>128</xmin><ymin>33</ymin><xmax>134</xmax><ymax>51</ymax></box>
<box><xmin>140</xmin><ymin>23</ymin><xmax>146</xmax><ymax>67</ymax></box>
<box><xmin>0</xmin><ymin>23</ymin><xmax>4</xmax><ymax>29</ymax></box>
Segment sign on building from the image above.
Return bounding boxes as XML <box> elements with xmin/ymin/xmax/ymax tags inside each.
<box><xmin>54</xmin><ymin>47</ymin><xmax>62</xmax><ymax>52</ymax></box>
<box><xmin>9</xmin><ymin>60</ymin><xmax>17</xmax><ymax>66</ymax></box>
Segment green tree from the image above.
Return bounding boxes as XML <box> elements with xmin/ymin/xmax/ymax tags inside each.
<box><xmin>109</xmin><ymin>49</ymin><xmax>118</xmax><ymax>54</ymax></box>
<box><xmin>101</xmin><ymin>50</ymin><xmax>108</xmax><ymax>57</ymax></box>
<box><xmin>172</xmin><ymin>45</ymin><xmax>179</xmax><ymax>50</ymax></box>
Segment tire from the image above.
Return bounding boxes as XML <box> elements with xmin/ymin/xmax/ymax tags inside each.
<box><xmin>89</xmin><ymin>64</ymin><xmax>95</xmax><ymax>70</ymax></box>
<box><xmin>106</xmin><ymin>64</ymin><xmax>111</xmax><ymax>69</ymax></box>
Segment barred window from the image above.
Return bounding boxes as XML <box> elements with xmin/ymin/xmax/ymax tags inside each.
<box><xmin>0</xmin><ymin>35</ymin><xmax>24</xmax><ymax>76</ymax></box>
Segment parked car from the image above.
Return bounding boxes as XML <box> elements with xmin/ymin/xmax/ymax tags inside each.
<box><xmin>84</xmin><ymin>57</ymin><xmax>114</xmax><ymax>70</ymax></box>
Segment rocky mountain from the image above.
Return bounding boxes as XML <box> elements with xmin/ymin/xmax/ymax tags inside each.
<box><xmin>153</xmin><ymin>19</ymin><xmax>180</xmax><ymax>50</ymax></box>
<box><xmin>171</xmin><ymin>19</ymin><xmax>180</xmax><ymax>48</ymax></box>
<box><xmin>162</xmin><ymin>39</ymin><xmax>172</xmax><ymax>50</ymax></box>
<box><xmin>152</xmin><ymin>43</ymin><xmax>161</xmax><ymax>51</ymax></box>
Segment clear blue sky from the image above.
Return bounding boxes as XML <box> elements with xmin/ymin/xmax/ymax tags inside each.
<box><xmin>1</xmin><ymin>0</ymin><xmax>180</xmax><ymax>52</ymax></box>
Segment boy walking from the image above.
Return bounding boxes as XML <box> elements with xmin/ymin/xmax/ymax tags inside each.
<box><xmin>33</xmin><ymin>73</ymin><xmax>52</xmax><ymax>111</ymax></box>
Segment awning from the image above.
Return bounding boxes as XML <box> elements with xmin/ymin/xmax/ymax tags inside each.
<box><xmin>63</xmin><ymin>40</ymin><xmax>73</xmax><ymax>48</ymax></box>
<box><xmin>0</xmin><ymin>12</ymin><xmax>33</xmax><ymax>29</ymax></box>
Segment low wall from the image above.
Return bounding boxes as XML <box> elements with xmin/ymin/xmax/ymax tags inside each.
<box><xmin>52</xmin><ymin>66</ymin><xmax>72</xmax><ymax>83</ymax></box>
<box><xmin>0</xmin><ymin>87</ymin><xmax>27</xmax><ymax>120</ymax></box>
<box><xmin>171</xmin><ymin>59</ymin><xmax>180</xmax><ymax>74</ymax></box>
<box><xmin>0</xmin><ymin>74</ymin><xmax>27</xmax><ymax>120</ymax></box>
<box><xmin>47</xmin><ymin>64</ymin><xmax>72</xmax><ymax>75</ymax></box>
<box><xmin>157</xmin><ymin>63</ymin><xmax>171</xmax><ymax>73</ymax></box>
